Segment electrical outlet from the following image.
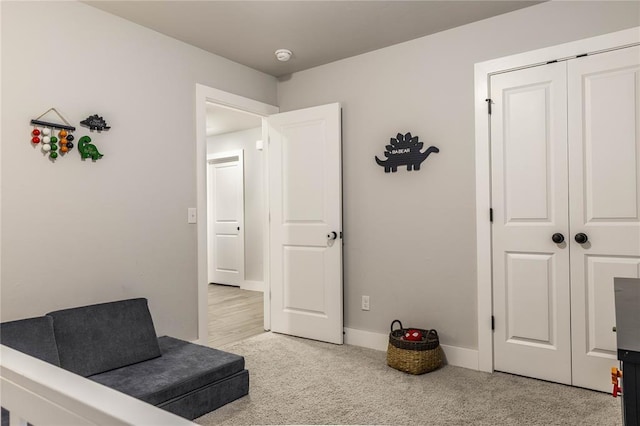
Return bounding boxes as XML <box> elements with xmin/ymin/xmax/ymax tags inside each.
<box><xmin>361</xmin><ymin>295</ymin><xmax>370</xmax><ymax>311</ymax></box>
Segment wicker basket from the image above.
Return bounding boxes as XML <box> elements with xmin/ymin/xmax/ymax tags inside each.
<box><xmin>387</xmin><ymin>319</ymin><xmax>444</xmax><ymax>375</ymax></box>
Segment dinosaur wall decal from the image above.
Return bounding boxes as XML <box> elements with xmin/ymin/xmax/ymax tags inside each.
<box><xmin>80</xmin><ymin>114</ymin><xmax>111</xmax><ymax>132</ymax></box>
<box><xmin>78</xmin><ymin>136</ymin><xmax>104</xmax><ymax>161</ymax></box>
<box><xmin>375</xmin><ymin>132</ymin><xmax>439</xmax><ymax>173</ymax></box>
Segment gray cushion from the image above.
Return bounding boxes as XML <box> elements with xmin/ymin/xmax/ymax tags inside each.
<box><xmin>47</xmin><ymin>298</ymin><xmax>161</xmax><ymax>377</ymax></box>
<box><xmin>89</xmin><ymin>336</ymin><xmax>245</xmax><ymax>406</ymax></box>
<box><xmin>158</xmin><ymin>369</ymin><xmax>249</xmax><ymax>420</ymax></box>
<box><xmin>0</xmin><ymin>316</ymin><xmax>60</xmax><ymax>366</ymax></box>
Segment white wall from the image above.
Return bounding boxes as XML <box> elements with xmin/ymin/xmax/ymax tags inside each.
<box><xmin>0</xmin><ymin>1</ymin><xmax>277</xmax><ymax>340</ymax></box>
<box><xmin>277</xmin><ymin>1</ymin><xmax>640</xmax><ymax>349</ymax></box>
<box><xmin>207</xmin><ymin>127</ymin><xmax>264</xmax><ymax>283</ymax></box>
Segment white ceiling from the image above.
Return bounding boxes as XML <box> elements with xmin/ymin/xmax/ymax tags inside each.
<box><xmin>83</xmin><ymin>1</ymin><xmax>542</xmax><ymax>77</ymax></box>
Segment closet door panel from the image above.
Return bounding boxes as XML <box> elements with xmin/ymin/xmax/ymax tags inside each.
<box><xmin>568</xmin><ymin>46</ymin><xmax>640</xmax><ymax>392</ymax></box>
<box><xmin>491</xmin><ymin>63</ymin><xmax>571</xmax><ymax>385</ymax></box>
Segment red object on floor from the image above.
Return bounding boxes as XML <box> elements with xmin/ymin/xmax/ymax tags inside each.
<box><xmin>613</xmin><ymin>383</ymin><xmax>621</xmax><ymax>397</ymax></box>
<box><xmin>404</xmin><ymin>329</ymin><xmax>422</xmax><ymax>341</ymax></box>
<box><xmin>611</xmin><ymin>367</ymin><xmax>623</xmax><ymax>398</ymax></box>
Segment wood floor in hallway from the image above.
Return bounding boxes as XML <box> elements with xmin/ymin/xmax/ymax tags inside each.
<box><xmin>208</xmin><ymin>283</ymin><xmax>264</xmax><ymax>348</ymax></box>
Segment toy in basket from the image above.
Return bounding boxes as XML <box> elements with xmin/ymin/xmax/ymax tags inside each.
<box><xmin>387</xmin><ymin>319</ymin><xmax>444</xmax><ymax>374</ymax></box>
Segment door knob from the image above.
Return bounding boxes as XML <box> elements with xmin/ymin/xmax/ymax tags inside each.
<box><xmin>327</xmin><ymin>231</ymin><xmax>338</xmax><ymax>240</ymax></box>
<box><xmin>552</xmin><ymin>233</ymin><xmax>565</xmax><ymax>244</ymax></box>
<box><xmin>575</xmin><ymin>233</ymin><xmax>588</xmax><ymax>244</ymax></box>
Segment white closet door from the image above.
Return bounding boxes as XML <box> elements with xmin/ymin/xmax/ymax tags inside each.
<box><xmin>568</xmin><ymin>46</ymin><xmax>640</xmax><ymax>392</ymax></box>
<box><xmin>490</xmin><ymin>63</ymin><xmax>572</xmax><ymax>384</ymax></box>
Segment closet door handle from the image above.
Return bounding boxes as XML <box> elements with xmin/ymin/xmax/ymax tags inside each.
<box><xmin>552</xmin><ymin>233</ymin><xmax>565</xmax><ymax>244</ymax></box>
<box><xmin>574</xmin><ymin>233</ymin><xmax>588</xmax><ymax>244</ymax></box>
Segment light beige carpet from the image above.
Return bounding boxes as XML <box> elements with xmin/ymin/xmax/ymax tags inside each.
<box><xmin>196</xmin><ymin>332</ymin><xmax>622</xmax><ymax>425</ymax></box>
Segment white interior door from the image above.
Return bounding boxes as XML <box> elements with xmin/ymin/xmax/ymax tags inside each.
<box><xmin>568</xmin><ymin>46</ymin><xmax>640</xmax><ymax>392</ymax></box>
<box><xmin>267</xmin><ymin>103</ymin><xmax>343</xmax><ymax>344</ymax></box>
<box><xmin>490</xmin><ymin>63</ymin><xmax>572</xmax><ymax>384</ymax></box>
<box><xmin>207</xmin><ymin>150</ymin><xmax>245</xmax><ymax>286</ymax></box>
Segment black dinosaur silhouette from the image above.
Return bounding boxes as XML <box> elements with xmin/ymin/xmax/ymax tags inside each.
<box><xmin>375</xmin><ymin>132</ymin><xmax>439</xmax><ymax>173</ymax></box>
<box><xmin>80</xmin><ymin>114</ymin><xmax>111</xmax><ymax>131</ymax></box>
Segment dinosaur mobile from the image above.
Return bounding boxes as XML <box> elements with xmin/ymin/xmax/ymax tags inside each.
<box><xmin>375</xmin><ymin>132</ymin><xmax>439</xmax><ymax>173</ymax></box>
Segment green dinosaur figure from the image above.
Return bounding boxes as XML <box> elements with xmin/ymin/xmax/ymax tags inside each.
<box><xmin>78</xmin><ymin>136</ymin><xmax>104</xmax><ymax>160</ymax></box>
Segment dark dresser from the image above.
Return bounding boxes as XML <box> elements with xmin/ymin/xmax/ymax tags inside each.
<box><xmin>614</xmin><ymin>277</ymin><xmax>640</xmax><ymax>426</ymax></box>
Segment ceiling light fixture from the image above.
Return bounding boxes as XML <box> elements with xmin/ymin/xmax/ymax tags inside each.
<box><xmin>275</xmin><ymin>49</ymin><xmax>292</xmax><ymax>62</ymax></box>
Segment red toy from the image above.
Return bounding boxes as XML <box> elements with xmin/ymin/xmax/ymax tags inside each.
<box><xmin>404</xmin><ymin>329</ymin><xmax>423</xmax><ymax>341</ymax></box>
<box><xmin>611</xmin><ymin>367</ymin><xmax>622</xmax><ymax>397</ymax></box>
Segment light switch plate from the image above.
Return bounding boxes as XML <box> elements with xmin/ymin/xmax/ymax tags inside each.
<box><xmin>187</xmin><ymin>208</ymin><xmax>197</xmax><ymax>224</ymax></box>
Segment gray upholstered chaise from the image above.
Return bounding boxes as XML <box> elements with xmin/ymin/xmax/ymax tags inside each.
<box><xmin>0</xmin><ymin>298</ymin><xmax>248</xmax><ymax>423</ymax></box>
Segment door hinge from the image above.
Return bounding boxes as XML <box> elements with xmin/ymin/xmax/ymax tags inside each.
<box><xmin>489</xmin><ymin>208</ymin><xmax>493</xmax><ymax>223</ymax></box>
<box><xmin>485</xmin><ymin>98</ymin><xmax>492</xmax><ymax>115</ymax></box>
<box><xmin>491</xmin><ymin>315</ymin><xmax>495</xmax><ymax>331</ymax></box>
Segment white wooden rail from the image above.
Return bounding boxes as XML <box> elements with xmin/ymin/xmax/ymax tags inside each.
<box><xmin>0</xmin><ymin>345</ymin><xmax>195</xmax><ymax>426</ymax></box>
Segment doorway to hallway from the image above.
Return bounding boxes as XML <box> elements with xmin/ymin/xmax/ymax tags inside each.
<box><xmin>195</xmin><ymin>84</ymin><xmax>344</xmax><ymax>347</ymax></box>
<box><xmin>207</xmin><ymin>284</ymin><xmax>264</xmax><ymax>347</ymax></box>
<box><xmin>206</xmin><ymin>103</ymin><xmax>265</xmax><ymax>346</ymax></box>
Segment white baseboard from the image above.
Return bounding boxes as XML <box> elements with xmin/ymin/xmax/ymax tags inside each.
<box><xmin>439</xmin><ymin>344</ymin><xmax>479</xmax><ymax>370</ymax></box>
<box><xmin>344</xmin><ymin>328</ymin><xmax>388</xmax><ymax>351</ymax></box>
<box><xmin>343</xmin><ymin>327</ymin><xmax>479</xmax><ymax>371</ymax></box>
<box><xmin>240</xmin><ymin>280</ymin><xmax>263</xmax><ymax>292</ymax></box>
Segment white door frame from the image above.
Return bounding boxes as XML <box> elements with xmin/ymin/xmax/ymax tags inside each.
<box><xmin>195</xmin><ymin>84</ymin><xmax>279</xmax><ymax>344</ymax></box>
<box><xmin>474</xmin><ymin>27</ymin><xmax>640</xmax><ymax>372</ymax></box>
<box><xmin>207</xmin><ymin>149</ymin><xmax>245</xmax><ymax>286</ymax></box>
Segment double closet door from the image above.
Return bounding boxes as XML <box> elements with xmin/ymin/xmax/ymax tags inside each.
<box><xmin>491</xmin><ymin>46</ymin><xmax>640</xmax><ymax>392</ymax></box>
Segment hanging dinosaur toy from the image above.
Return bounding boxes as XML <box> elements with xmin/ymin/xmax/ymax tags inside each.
<box><xmin>78</xmin><ymin>136</ymin><xmax>104</xmax><ymax>161</ymax></box>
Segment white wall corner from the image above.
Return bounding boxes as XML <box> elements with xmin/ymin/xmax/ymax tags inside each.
<box><xmin>241</xmin><ymin>280</ymin><xmax>264</xmax><ymax>293</ymax></box>
<box><xmin>344</xmin><ymin>328</ymin><xmax>479</xmax><ymax>371</ymax></box>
